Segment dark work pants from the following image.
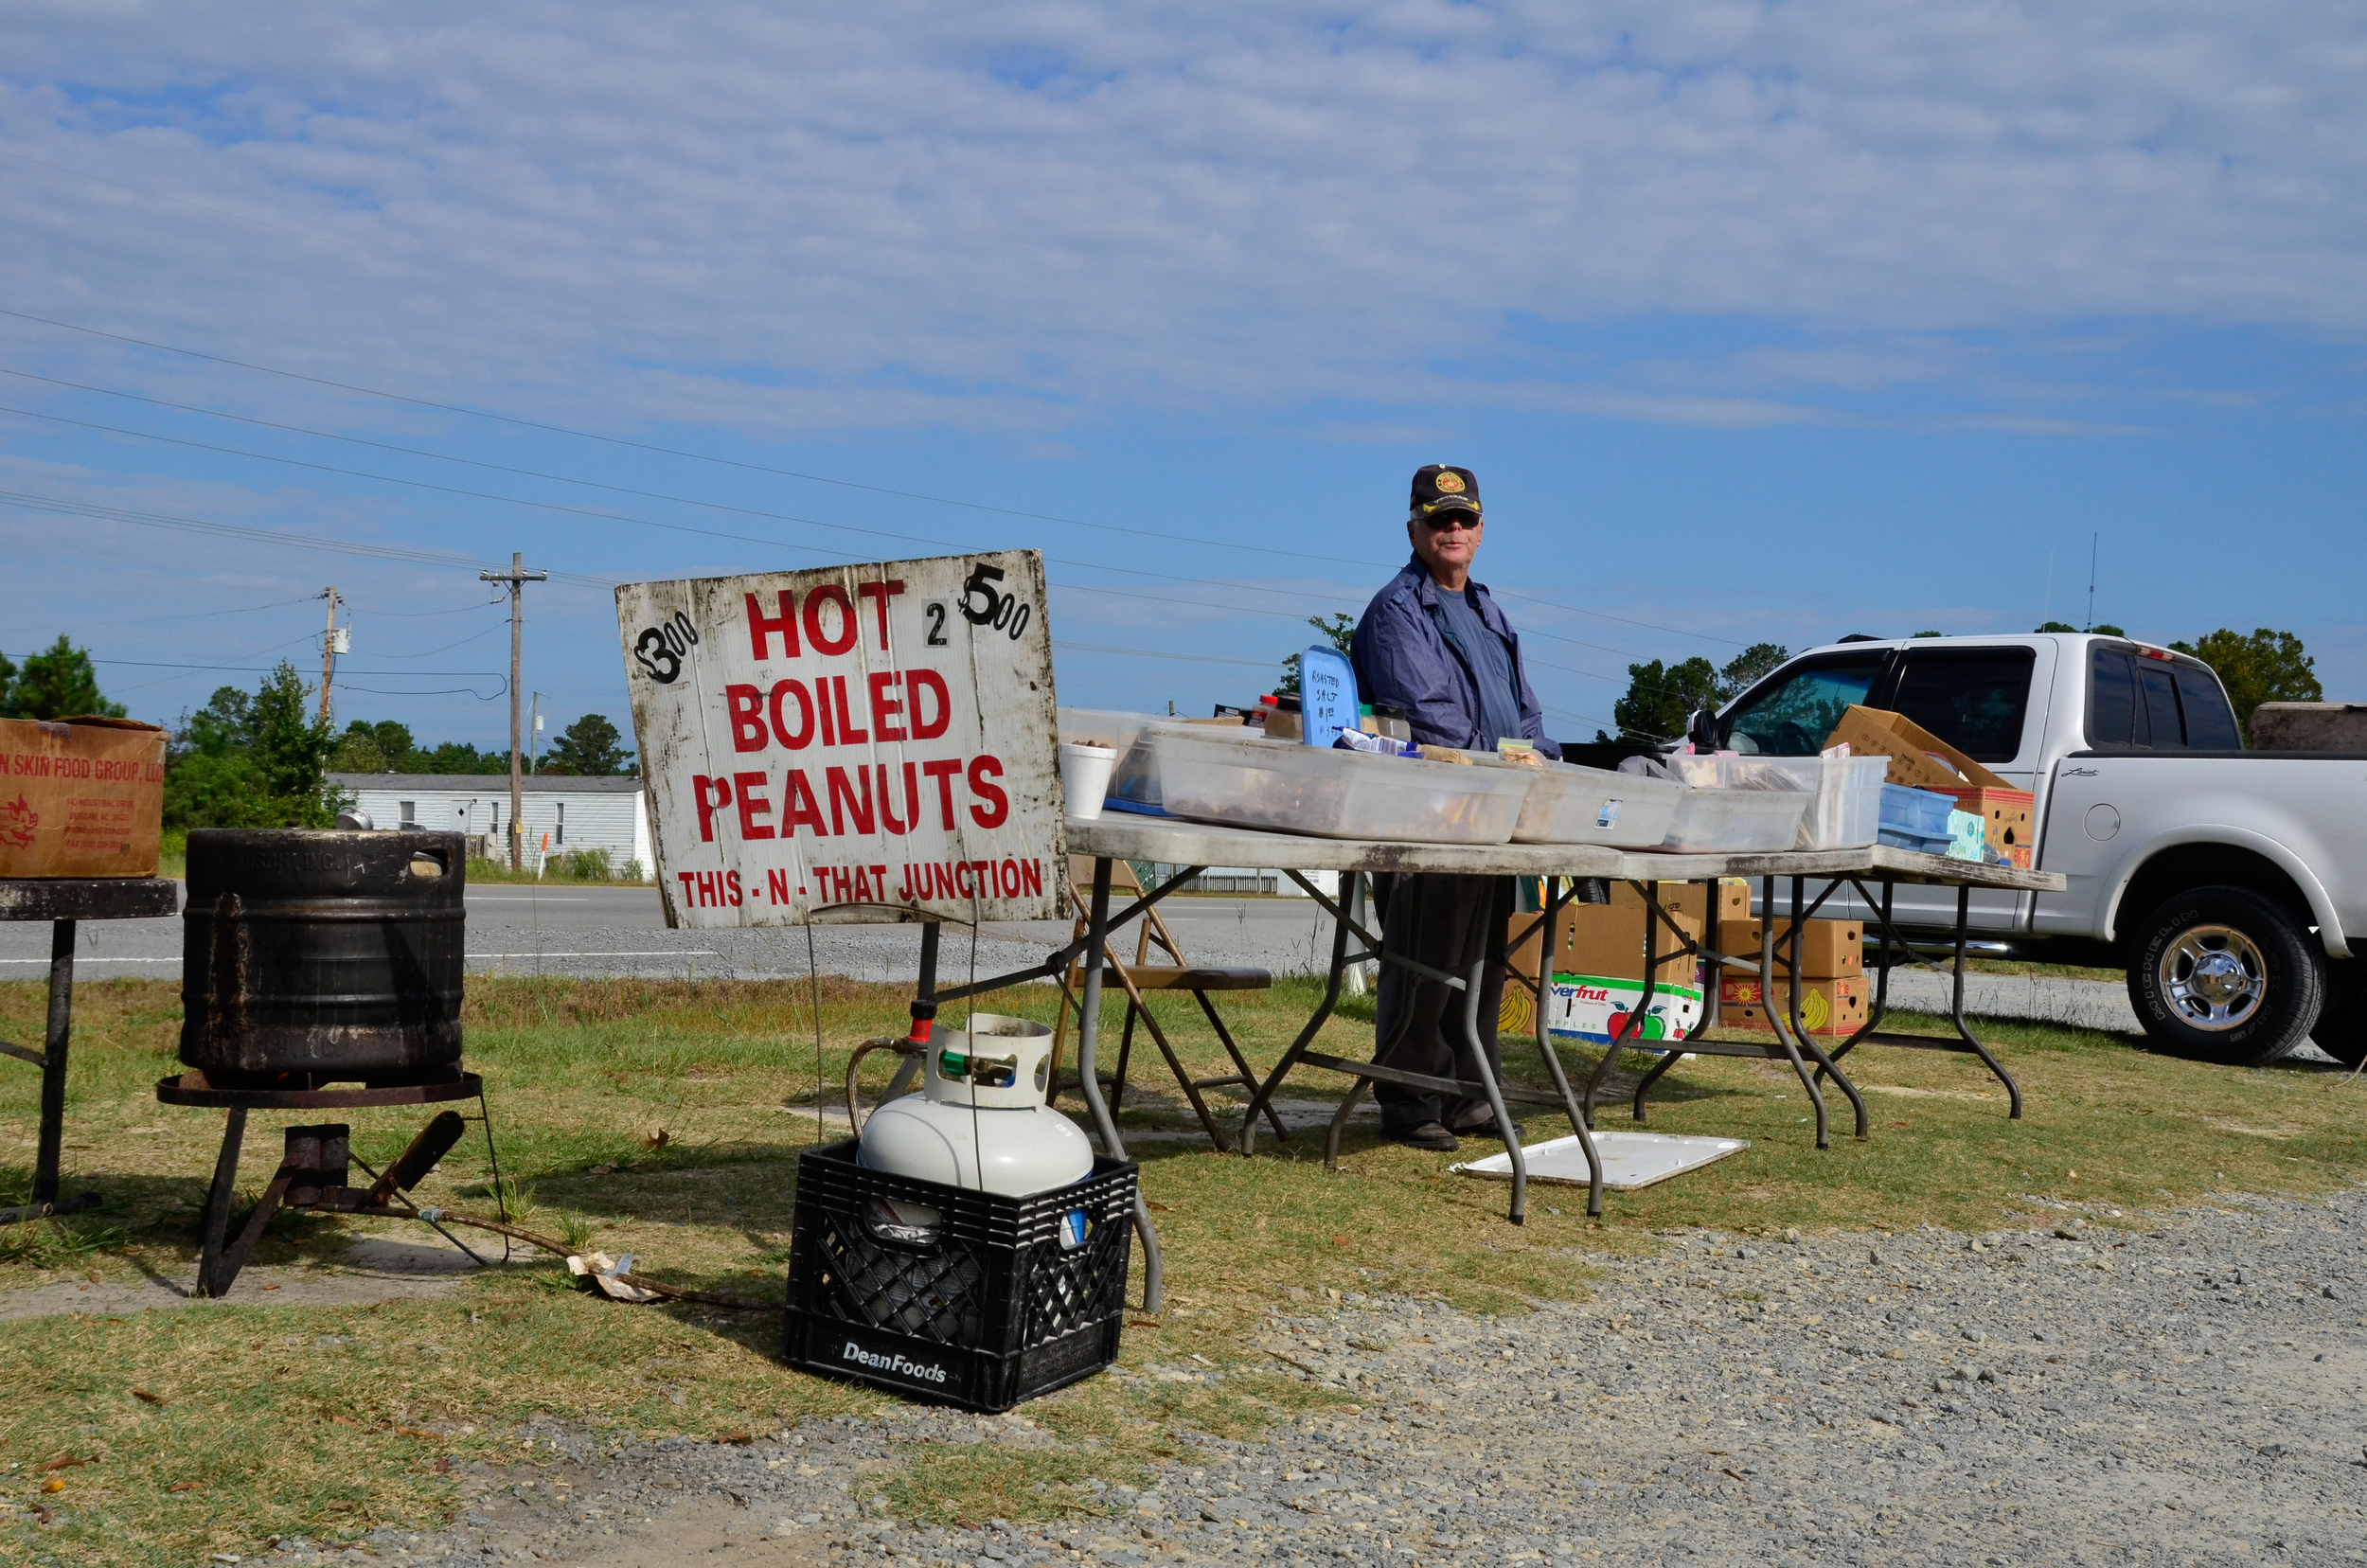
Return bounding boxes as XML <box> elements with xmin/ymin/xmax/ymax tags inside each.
<box><xmin>1371</xmin><ymin>873</ymin><xmax>1513</xmax><ymax>1131</ymax></box>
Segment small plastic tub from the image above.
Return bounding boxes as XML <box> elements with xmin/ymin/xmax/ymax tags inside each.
<box><xmin>1878</xmin><ymin>826</ymin><xmax>1952</xmax><ymax>857</ymax></box>
<box><xmin>1657</xmin><ymin>788</ymin><xmax>1811</xmax><ymax>853</ymax></box>
<box><xmin>1671</xmin><ymin>754</ymin><xmax>1884</xmax><ymax>849</ymax></box>
<box><xmin>1511</xmin><ymin>761</ymin><xmax>1684</xmax><ymax>847</ymax></box>
<box><xmin>1879</xmin><ymin>783</ymin><xmax>1957</xmax><ymax>838</ymax></box>
<box><xmin>1149</xmin><ymin>725</ymin><xmax>1530</xmax><ymax>843</ymax></box>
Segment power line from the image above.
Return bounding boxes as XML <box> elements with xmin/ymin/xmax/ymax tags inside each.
<box><xmin>0</xmin><ymin>303</ymin><xmax>1746</xmax><ymax>646</ymax></box>
<box><xmin>0</xmin><ymin>393</ymin><xmax>1653</xmax><ymax>666</ymax></box>
<box><xmin>0</xmin><ymin>488</ymin><xmax>615</xmax><ymax>586</ymax></box>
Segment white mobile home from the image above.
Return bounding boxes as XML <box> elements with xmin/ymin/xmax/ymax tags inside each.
<box><xmin>329</xmin><ymin>774</ymin><xmax>654</xmax><ymax>878</ymax></box>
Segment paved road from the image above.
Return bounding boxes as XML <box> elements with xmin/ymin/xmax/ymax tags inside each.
<box><xmin>0</xmin><ymin>882</ymin><xmax>2187</xmax><ymax>1039</ymax></box>
<box><xmin>0</xmin><ymin>884</ymin><xmax>1336</xmax><ymax>986</ymax></box>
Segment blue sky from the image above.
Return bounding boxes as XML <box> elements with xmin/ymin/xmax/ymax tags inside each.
<box><xmin>1</xmin><ymin>2</ymin><xmax>2360</xmax><ymax>750</ymax></box>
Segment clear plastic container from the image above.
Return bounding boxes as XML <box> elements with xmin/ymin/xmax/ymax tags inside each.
<box><xmin>1511</xmin><ymin>761</ymin><xmax>1684</xmax><ymax>847</ymax></box>
<box><xmin>1668</xmin><ymin>753</ymin><xmax>1884</xmax><ymax>849</ymax></box>
<box><xmin>1059</xmin><ymin>707</ymin><xmax>1191</xmax><ymax>809</ymax></box>
<box><xmin>1149</xmin><ymin>724</ymin><xmax>1531</xmax><ymax>843</ymax></box>
<box><xmin>1657</xmin><ymin>787</ymin><xmax>1812</xmax><ymax>853</ymax></box>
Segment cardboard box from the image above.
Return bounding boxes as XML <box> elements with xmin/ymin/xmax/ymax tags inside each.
<box><xmin>1608</xmin><ymin>878</ymin><xmax>1749</xmax><ymax>931</ymax></box>
<box><xmin>1716</xmin><ymin>918</ymin><xmax>1862</xmax><ymax>979</ymax></box>
<box><xmin>1506</xmin><ymin>903</ymin><xmax>1700</xmax><ymax>988</ymax></box>
<box><xmin>1715</xmin><ymin>974</ymin><xmax>1869</xmax><ymax>1038</ymax></box>
<box><xmin>0</xmin><ymin>717</ymin><xmax>166</xmax><ymax>879</ymax></box>
<box><xmin>1821</xmin><ymin>705</ymin><xmax>2011</xmax><ymax>793</ymax></box>
<box><xmin>1539</xmin><ymin>973</ymin><xmax>1703</xmax><ymax>1046</ymax></box>
<box><xmin>1937</xmin><ymin>785</ymin><xmax>2035</xmax><ymax>869</ymax></box>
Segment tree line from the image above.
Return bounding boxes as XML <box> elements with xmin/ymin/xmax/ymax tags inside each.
<box><xmin>2</xmin><ymin>634</ymin><xmax>636</xmax><ymax>829</ymax></box>
<box><xmin>1602</xmin><ymin>626</ymin><xmax>2323</xmax><ymax>745</ymax></box>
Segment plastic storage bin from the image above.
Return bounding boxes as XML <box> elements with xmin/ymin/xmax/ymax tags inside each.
<box><xmin>1058</xmin><ymin>708</ymin><xmax>1166</xmax><ymax>809</ymax></box>
<box><xmin>1511</xmin><ymin>761</ymin><xmax>1684</xmax><ymax>846</ymax></box>
<box><xmin>1669</xmin><ymin>754</ymin><xmax>1885</xmax><ymax>849</ymax></box>
<box><xmin>1877</xmin><ymin>826</ymin><xmax>1952</xmax><ymax>856</ymax></box>
<box><xmin>1879</xmin><ymin>784</ymin><xmax>1957</xmax><ymax>838</ymax></box>
<box><xmin>784</xmin><ymin>1140</ymin><xmax>1137</xmax><ymax>1413</ymax></box>
<box><xmin>1657</xmin><ymin>787</ymin><xmax>1812</xmax><ymax>852</ymax></box>
<box><xmin>1149</xmin><ymin>725</ymin><xmax>1531</xmax><ymax>843</ymax></box>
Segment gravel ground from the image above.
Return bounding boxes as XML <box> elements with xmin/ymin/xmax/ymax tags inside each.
<box><xmin>305</xmin><ymin>1185</ymin><xmax>2366</xmax><ymax>1568</ymax></box>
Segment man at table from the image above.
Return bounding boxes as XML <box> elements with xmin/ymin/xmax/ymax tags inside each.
<box><xmin>1349</xmin><ymin>463</ymin><xmax>1559</xmax><ymax>1151</ymax></box>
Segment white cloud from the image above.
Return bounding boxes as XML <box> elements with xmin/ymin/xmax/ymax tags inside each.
<box><xmin>0</xmin><ymin>2</ymin><xmax>2360</xmax><ymax>433</ymax></box>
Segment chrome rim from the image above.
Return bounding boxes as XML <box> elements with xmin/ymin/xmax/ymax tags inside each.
<box><xmin>2159</xmin><ymin>924</ymin><xmax>2268</xmax><ymax>1032</ymax></box>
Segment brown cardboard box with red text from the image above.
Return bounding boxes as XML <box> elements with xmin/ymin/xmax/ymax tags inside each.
<box><xmin>0</xmin><ymin>717</ymin><xmax>167</xmax><ymax>878</ymax></box>
<box><xmin>1716</xmin><ymin>974</ymin><xmax>1869</xmax><ymax>1037</ymax></box>
<box><xmin>1715</xmin><ymin>918</ymin><xmax>1862</xmax><ymax>979</ymax></box>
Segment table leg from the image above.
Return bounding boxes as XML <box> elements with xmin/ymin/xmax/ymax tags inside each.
<box><xmin>32</xmin><ymin>919</ymin><xmax>79</xmax><ymax>1211</ymax></box>
<box><xmin>1244</xmin><ymin>871</ymin><xmax>1359</xmax><ymax>1157</ymax></box>
<box><xmin>196</xmin><ymin>1106</ymin><xmax>248</xmax><ymax>1298</ymax></box>
<box><xmin>1076</xmin><ymin>857</ymin><xmax>1163</xmax><ymax>1311</ymax></box>
<box><xmin>1582</xmin><ymin>879</ymin><xmax>1664</xmax><ymax>1127</ymax></box>
<box><xmin>1523</xmin><ymin>878</ymin><xmax>1604</xmax><ymax>1219</ymax></box>
<box><xmin>1760</xmin><ymin>876</ymin><xmax>1831</xmax><ymax>1148</ymax></box>
<box><xmin>1457</xmin><ymin>953</ymin><xmax>1526</xmax><ymax>1224</ymax></box>
<box><xmin>1946</xmin><ymin>884</ymin><xmax>2022</xmax><ymax>1116</ymax></box>
<box><xmin>1786</xmin><ymin>877</ymin><xmax>1868</xmax><ymax>1141</ymax></box>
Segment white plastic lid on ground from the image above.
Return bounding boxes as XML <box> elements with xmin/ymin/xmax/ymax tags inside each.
<box><xmin>1450</xmin><ymin>1130</ymin><xmax>1749</xmax><ymax>1191</ymax></box>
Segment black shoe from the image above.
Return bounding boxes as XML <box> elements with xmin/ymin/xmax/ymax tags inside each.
<box><xmin>1449</xmin><ymin>1114</ymin><xmax>1525</xmax><ymax>1143</ymax></box>
<box><xmin>1380</xmin><ymin>1121</ymin><xmax>1460</xmax><ymax>1152</ymax></box>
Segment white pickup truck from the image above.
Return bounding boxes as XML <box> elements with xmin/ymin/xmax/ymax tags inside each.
<box><xmin>1694</xmin><ymin>633</ymin><xmax>2364</xmax><ymax>1068</ymax></box>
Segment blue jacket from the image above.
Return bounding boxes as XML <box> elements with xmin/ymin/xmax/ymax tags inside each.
<box><xmin>1350</xmin><ymin>557</ymin><xmax>1559</xmax><ymax>758</ymax></box>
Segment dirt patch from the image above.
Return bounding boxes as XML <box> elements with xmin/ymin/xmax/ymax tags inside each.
<box><xmin>0</xmin><ymin>1234</ymin><xmax>482</xmax><ymax>1321</ymax></box>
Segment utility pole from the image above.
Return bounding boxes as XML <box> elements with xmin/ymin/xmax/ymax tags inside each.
<box><xmin>316</xmin><ymin>586</ymin><xmax>345</xmax><ymax>724</ymax></box>
<box><xmin>479</xmin><ymin>553</ymin><xmax>547</xmax><ymax>870</ymax></box>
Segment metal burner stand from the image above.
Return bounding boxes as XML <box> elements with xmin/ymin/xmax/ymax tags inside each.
<box><xmin>0</xmin><ymin>878</ymin><xmax>180</xmax><ymax>1225</ymax></box>
<box><xmin>156</xmin><ymin>1068</ymin><xmax>510</xmax><ymax>1298</ymax></box>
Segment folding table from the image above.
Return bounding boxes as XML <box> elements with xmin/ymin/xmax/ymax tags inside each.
<box><xmin>0</xmin><ymin>878</ymin><xmax>180</xmax><ymax>1224</ymax></box>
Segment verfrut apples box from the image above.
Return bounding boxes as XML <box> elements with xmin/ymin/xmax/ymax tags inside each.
<box><xmin>0</xmin><ymin>716</ymin><xmax>167</xmax><ymax>879</ymax></box>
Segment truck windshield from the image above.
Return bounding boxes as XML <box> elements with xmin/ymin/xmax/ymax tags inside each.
<box><xmin>1722</xmin><ymin>656</ymin><xmax>1884</xmax><ymax>755</ymax></box>
<box><xmin>1889</xmin><ymin>647</ymin><xmax>2035</xmax><ymax>763</ymax></box>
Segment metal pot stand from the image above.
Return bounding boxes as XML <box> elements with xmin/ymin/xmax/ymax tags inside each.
<box><xmin>155</xmin><ymin>1067</ymin><xmax>511</xmax><ymax>1298</ymax></box>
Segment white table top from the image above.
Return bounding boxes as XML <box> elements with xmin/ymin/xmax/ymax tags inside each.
<box><xmin>1067</xmin><ymin>815</ymin><xmax>2066</xmax><ymax>893</ymax></box>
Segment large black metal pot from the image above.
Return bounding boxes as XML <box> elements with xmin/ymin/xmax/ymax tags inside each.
<box><xmin>181</xmin><ymin>829</ymin><xmax>465</xmax><ymax>1082</ymax></box>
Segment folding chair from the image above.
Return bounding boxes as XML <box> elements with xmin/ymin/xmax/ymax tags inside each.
<box><xmin>1048</xmin><ymin>855</ymin><xmax>1290</xmax><ymax>1151</ymax></box>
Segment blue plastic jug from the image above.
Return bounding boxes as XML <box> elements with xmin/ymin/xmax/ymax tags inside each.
<box><xmin>1296</xmin><ymin>647</ymin><xmax>1360</xmax><ymax>749</ymax></box>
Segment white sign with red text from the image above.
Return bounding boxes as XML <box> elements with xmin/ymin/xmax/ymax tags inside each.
<box><xmin>616</xmin><ymin>550</ymin><xmax>1065</xmax><ymax>927</ymax></box>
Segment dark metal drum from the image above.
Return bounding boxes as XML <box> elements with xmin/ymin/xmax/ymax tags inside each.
<box><xmin>181</xmin><ymin>830</ymin><xmax>465</xmax><ymax>1082</ymax></box>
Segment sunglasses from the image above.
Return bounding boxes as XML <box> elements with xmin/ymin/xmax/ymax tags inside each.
<box><xmin>1419</xmin><ymin>510</ymin><xmax>1481</xmax><ymax>531</ymax></box>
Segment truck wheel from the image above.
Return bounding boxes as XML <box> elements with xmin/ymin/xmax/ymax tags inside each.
<box><xmin>2309</xmin><ymin>959</ymin><xmax>2367</xmax><ymax>1069</ymax></box>
<box><xmin>2125</xmin><ymin>886</ymin><xmax>2327</xmax><ymax>1066</ymax></box>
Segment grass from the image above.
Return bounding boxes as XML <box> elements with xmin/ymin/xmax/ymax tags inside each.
<box><xmin>0</xmin><ymin>972</ymin><xmax>2360</xmax><ymax>1561</ymax></box>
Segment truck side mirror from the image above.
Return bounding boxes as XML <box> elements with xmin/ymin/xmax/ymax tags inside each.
<box><xmin>1686</xmin><ymin>706</ymin><xmax>1720</xmax><ymax>752</ymax></box>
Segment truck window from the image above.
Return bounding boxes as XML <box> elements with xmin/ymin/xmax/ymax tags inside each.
<box><xmin>2174</xmin><ymin>666</ymin><xmax>2242</xmax><ymax>749</ymax></box>
<box><xmin>1720</xmin><ymin>655</ymin><xmax>1885</xmax><ymax>755</ymax></box>
<box><xmin>2137</xmin><ymin>664</ymin><xmax>2183</xmax><ymax>748</ymax></box>
<box><xmin>2088</xmin><ymin>649</ymin><xmax>2145</xmax><ymax>748</ymax></box>
<box><xmin>1890</xmin><ymin>648</ymin><xmax>2035</xmax><ymax>763</ymax></box>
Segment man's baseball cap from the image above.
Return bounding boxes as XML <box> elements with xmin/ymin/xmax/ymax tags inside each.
<box><xmin>1410</xmin><ymin>463</ymin><xmax>1481</xmax><ymax>519</ymax></box>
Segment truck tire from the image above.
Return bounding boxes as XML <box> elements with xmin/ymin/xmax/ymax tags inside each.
<box><xmin>2125</xmin><ymin>886</ymin><xmax>2326</xmax><ymax>1066</ymax></box>
<box><xmin>2309</xmin><ymin>959</ymin><xmax>2367</xmax><ymax>1069</ymax></box>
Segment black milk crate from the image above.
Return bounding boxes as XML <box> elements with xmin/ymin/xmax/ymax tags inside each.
<box><xmin>783</xmin><ymin>1139</ymin><xmax>1136</xmax><ymax>1412</ymax></box>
